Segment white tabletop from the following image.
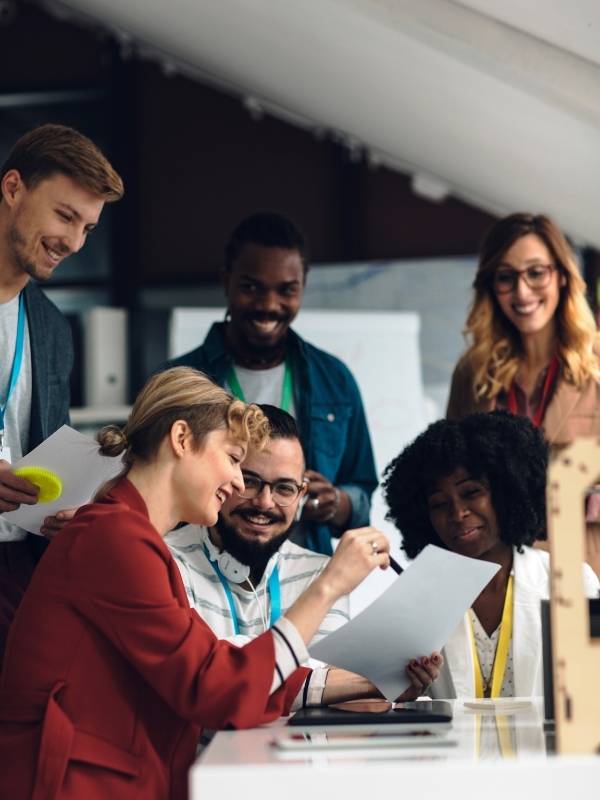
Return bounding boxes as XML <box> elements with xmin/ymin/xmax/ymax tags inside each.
<box><xmin>190</xmin><ymin>699</ymin><xmax>600</xmax><ymax>800</ymax></box>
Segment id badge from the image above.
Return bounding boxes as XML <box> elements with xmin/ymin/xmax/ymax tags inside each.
<box><xmin>0</xmin><ymin>446</ymin><xmax>12</xmax><ymax>463</ymax></box>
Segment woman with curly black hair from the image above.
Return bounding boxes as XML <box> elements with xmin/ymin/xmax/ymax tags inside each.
<box><xmin>383</xmin><ymin>411</ymin><xmax>599</xmax><ymax>698</ymax></box>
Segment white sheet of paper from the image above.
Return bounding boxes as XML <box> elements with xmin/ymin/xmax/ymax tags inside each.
<box><xmin>310</xmin><ymin>545</ymin><xmax>500</xmax><ymax>700</ymax></box>
<box><xmin>3</xmin><ymin>425</ymin><xmax>123</xmax><ymax>535</ymax></box>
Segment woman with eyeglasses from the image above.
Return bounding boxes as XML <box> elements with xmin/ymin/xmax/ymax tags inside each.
<box><xmin>0</xmin><ymin>368</ymin><xmax>413</xmax><ymax>800</ymax></box>
<box><xmin>447</xmin><ymin>213</ymin><xmax>600</xmax><ymax>573</ymax></box>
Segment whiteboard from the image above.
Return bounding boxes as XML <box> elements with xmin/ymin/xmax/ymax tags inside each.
<box><xmin>170</xmin><ymin>307</ymin><xmax>429</xmax><ymax>611</ymax></box>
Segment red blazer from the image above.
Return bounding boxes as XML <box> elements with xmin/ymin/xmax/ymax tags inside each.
<box><xmin>0</xmin><ymin>480</ymin><xmax>307</xmax><ymax>800</ymax></box>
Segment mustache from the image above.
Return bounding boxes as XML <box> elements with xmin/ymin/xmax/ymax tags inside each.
<box><xmin>233</xmin><ymin>507</ymin><xmax>285</xmax><ymax>525</ymax></box>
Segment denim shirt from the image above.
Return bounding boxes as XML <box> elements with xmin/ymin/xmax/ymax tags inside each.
<box><xmin>168</xmin><ymin>323</ymin><xmax>378</xmax><ymax>554</ymax></box>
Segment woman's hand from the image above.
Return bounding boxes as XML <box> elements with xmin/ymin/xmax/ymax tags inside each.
<box><xmin>319</xmin><ymin>527</ymin><xmax>390</xmax><ymax>601</ymax></box>
<box><xmin>395</xmin><ymin>652</ymin><xmax>444</xmax><ymax>701</ymax></box>
<box><xmin>284</xmin><ymin>528</ymin><xmax>389</xmax><ymax>645</ymax></box>
<box><xmin>320</xmin><ymin>651</ymin><xmax>444</xmax><ymax>706</ymax></box>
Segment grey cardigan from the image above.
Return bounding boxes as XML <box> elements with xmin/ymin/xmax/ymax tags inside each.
<box><xmin>23</xmin><ymin>280</ymin><xmax>73</xmax><ymax>450</ymax></box>
<box><xmin>22</xmin><ymin>281</ymin><xmax>73</xmax><ymax>558</ymax></box>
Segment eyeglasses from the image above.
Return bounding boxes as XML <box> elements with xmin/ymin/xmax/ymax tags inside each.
<box><xmin>492</xmin><ymin>263</ymin><xmax>555</xmax><ymax>294</ymax></box>
<box><xmin>238</xmin><ymin>472</ymin><xmax>308</xmax><ymax>506</ymax></box>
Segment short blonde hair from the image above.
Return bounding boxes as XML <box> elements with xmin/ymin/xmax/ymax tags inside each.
<box><xmin>96</xmin><ymin>368</ymin><xmax>268</xmax><ymax>491</ymax></box>
<box><xmin>464</xmin><ymin>213</ymin><xmax>599</xmax><ymax>400</ymax></box>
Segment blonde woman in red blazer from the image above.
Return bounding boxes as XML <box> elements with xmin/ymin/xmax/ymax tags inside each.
<box><xmin>0</xmin><ymin>368</ymin><xmax>397</xmax><ymax>800</ymax></box>
<box><xmin>447</xmin><ymin>213</ymin><xmax>600</xmax><ymax>574</ymax></box>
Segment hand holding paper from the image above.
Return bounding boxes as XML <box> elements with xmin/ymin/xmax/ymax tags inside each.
<box><xmin>0</xmin><ymin>460</ymin><xmax>39</xmax><ymax>513</ymax></box>
<box><xmin>2</xmin><ymin>425</ymin><xmax>123</xmax><ymax>536</ymax></box>
<box><xmin>40</xmin><ymin>507</ymin><xmax>78</xmax><ymax>539</ymax></box>
<box><xmin>310</xmin><ymin>545</ymin><xmax>499</xmax><ymax>700</ymax></box>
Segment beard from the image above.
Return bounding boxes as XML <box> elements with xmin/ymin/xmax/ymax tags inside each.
<box><xmin>8</xmin><ymin>222</ymin><xmax>50</xmax><ymax>282</ymax></box>
<box><xmin>214</xmin><ymin>509</ymin><xmax>294</xmax><ymax>574</ymax></box>
<box><xmin>9</xmin><ymin>223</ymin><xmax>37</xmax><ymax>277</ymax></box>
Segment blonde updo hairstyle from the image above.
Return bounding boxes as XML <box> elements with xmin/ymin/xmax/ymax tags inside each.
<box><xmin>464</xmin><ymin>212</ymin><xmax>599</xmax><ymax>401</ymax></box>
<box><xmin>96</xmin><ymin>367</ymin><xmax>269</xmax><ymax>494</ymax></box>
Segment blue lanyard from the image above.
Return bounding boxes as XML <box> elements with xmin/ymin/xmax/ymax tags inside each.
<box><xmin>0</xmin><ymin>293</ymin><xmax>26</xmax><ymax>441</ymax></box>
<box><xmin>204</xmin><ymin>545</ymin><xmax>281</xmax><ymax>635</ymax></box>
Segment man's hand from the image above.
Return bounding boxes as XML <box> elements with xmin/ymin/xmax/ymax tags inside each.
<box><xmin>395</xmin><ymin>652</ymin><xmax>444</xmax><ymax>702</ymax></box>
<box><xmin>0</xmin><ymin>459</ymin><xmax>38</xmax><ymax>512</ymax></box>
<box><xmin>40</xmin><ymin>507</ymin><xmax>78</xmax><ymax>539</ymax></box>
<box><xmin>302</xmin><ymin>469</ymin><xmax>351</xmax><ymax>528</ymax></box>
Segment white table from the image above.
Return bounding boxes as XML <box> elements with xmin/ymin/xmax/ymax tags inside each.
<box><xmin>190</xmin><ymin>699</ymin><xmax>600</xmax><ymax>799</ymax></box>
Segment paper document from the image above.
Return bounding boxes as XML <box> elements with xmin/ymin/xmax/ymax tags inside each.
<box><xmin>3</xmin><ymin>425</ymin><xmax>123</xmax><ymax>535</ymax></box>
<box><xmin>310</xmin><ymin>545</ymin><xmax>499</xmax><ymax>700</ymax></box>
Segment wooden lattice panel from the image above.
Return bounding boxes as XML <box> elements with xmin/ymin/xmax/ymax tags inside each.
<box><xmin>547</xmin><ymin>438</ymin><xmax>600</xmax><ymax>754</ymax></box>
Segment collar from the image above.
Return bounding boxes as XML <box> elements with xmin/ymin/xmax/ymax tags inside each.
<box><xmin>102</xmin><ymin>476</ymin><xmax>151</xmax><ymax>519</ymax></box>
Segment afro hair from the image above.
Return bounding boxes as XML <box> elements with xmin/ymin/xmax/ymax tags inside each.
<box><xmin>382</xmin><ymin>411</ymin><xmax>548</xmax><ymax>559</ymax></box>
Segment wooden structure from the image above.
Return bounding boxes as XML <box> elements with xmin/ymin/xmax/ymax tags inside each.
<box><xmin>547</xmin><ymin>439</ymin><xmax>600</xmax><ymax>753</ymax></box>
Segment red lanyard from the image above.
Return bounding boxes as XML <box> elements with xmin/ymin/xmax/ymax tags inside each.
<box><xmin>507</xmin><ymin>355</ymin><xmax>559</xmax><ymax>428</ymax></box>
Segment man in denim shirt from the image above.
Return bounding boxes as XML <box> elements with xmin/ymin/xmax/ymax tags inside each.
<box><xmin>168</xmin><ymin>213</ymin><xmax>377</xmax><ymax>554</ymax></box>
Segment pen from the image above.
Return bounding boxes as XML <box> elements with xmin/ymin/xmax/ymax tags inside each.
<box><xmin>389</xmin><ymin>556</ymin><xmax>404</xmax><ymax>575</ymax></box>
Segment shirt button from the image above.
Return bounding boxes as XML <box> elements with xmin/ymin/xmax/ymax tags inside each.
<box><xmin>327</xmin><ymin>413</ymin><xmax>335</xmax><ymax>422</ymax></box>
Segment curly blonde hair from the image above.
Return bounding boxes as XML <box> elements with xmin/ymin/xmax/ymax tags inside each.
<box><xmin>463</xmin><ymin>213</ymin><xmax>599</xmax><ymax>401</ymax></box>
<box><xmin>96</xmin><ymin>367</ymin><xmax>269</xmax><ymax>495</ymax></box>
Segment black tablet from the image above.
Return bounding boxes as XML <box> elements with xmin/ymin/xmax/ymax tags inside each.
<box><xmin>288</xmin><ymin>700</ymin><xmax>453</xmax><ymax>727</ymax></box>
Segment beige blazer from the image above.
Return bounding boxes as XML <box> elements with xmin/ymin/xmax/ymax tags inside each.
<box><xmin>446</xmin><ymin>351</ymin><xmax>600</xmax><ymax>447</ymax></box>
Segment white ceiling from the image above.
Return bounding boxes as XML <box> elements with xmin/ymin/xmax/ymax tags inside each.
<box><xmin>44</xmin><ymin>0</ymin><xmax>600</xmax><ymax>249</ymax></box>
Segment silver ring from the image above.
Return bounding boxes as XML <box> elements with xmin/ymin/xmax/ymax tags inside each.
<box><xmin>370</xmin><ymin>540</ymin><xmax>379</xmax><ymax>554</ymax></box>
<box><xmin>311</xmin><ymin>497</ymin><xmax>320</xmax><ymax>509</ymax></box>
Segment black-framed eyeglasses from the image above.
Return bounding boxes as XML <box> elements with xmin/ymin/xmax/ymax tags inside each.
<box><xmin>238</xmin><ymin>472</ymin><xmax>308</xmax><ymax>506</ymax></box>
<box><xmin>492</xmin><ymin>263</ymin><xmax>555</xmax><ymax>294</ymax></box>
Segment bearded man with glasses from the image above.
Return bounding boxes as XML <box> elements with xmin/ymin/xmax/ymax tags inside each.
<box><xmin>166</xmin><ymin>405</ymin><xmax>349</xmax><ymax>650</ymax></box>
<box><xmin>166</xmin><ymin>404</ymin><xmax>442</xmax><ymax>713</ymax></box>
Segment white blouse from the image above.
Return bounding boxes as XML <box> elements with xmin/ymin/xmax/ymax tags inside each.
<box><xmin>469</xmin><ymin>608</ymin><xmax>515</xmax><ymax>697</ymax></box>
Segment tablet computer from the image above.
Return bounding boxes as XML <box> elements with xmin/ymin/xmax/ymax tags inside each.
<box><xmin>273</xmin><ymin>729</ymin><xmax>457</xmax><ymax>751</ymax></box>
<box><xmin>288</xmin><ymin>700</ymin><xmax>452</xmax><ymax>729</ymax></box>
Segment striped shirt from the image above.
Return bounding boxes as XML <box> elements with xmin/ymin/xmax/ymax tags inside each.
<box><xmin>166</xmin><ymin>524</ymin><xmax>350</xmax><ymax>707</ymax></box>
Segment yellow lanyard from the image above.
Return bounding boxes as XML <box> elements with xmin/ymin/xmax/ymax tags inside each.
<box><xmin>469</xmin><ymin>575</ymin><xmax>514</xmax><ymax>699</ymax></box>
<box><xmin>475</xmin><ymin>714</ymin><xmax>516</xmax><ymax>759</ymax></box>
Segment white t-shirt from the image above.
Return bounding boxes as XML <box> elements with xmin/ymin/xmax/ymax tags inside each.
<box><xmin>228</xmin><ymin>362</ymin><xmax>296</xmax><ymax>417</ymax></box>
<box><xmin>0</xmin><ymin>292</ymin><xmax>32</xmax><ymax>542</ymax></box>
